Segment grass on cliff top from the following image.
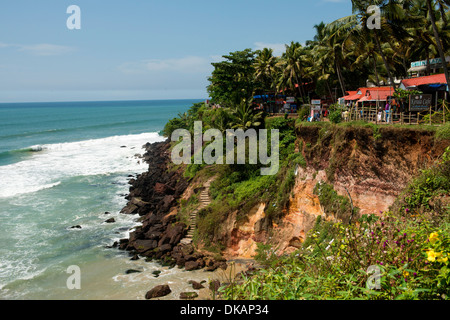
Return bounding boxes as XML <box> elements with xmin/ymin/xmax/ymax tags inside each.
<box><xmin>296</xmin><ymin>119</ymin><xmax>441</xmax><ymax>132</ymax></box>
<box><xmin>436</xmin><ymin>123</ymin><xmax>450</xmax><ymax>140</ymax></box>
<box><xmin>190</xmin><ymin>117</ymin><xmax>306</xmax><ymax>250</ymax></box>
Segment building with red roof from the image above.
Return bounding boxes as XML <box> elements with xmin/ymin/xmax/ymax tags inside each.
<box><xmin>400</xmin><ymin>73</ymin><xmax>447</xmax><ymax>91</ymax></box>
<box><xmin>342</xmin><ymin>86</ymin><xmax>394</xmax><ymax>105</ymax></box>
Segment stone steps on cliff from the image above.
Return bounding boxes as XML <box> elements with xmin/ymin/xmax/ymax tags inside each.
<box><xmin>180</xmin><ymin>177</ymin><xmax>215</xmax><ymax>245</ymax></box>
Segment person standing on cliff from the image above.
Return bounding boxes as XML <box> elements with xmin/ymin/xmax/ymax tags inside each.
<box><xmin>385</xmin><ymin>102</ymin><xmax>390</xmax><ymax>123</ymax></box>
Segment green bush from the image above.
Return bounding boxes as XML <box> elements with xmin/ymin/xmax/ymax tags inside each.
<box><xmin>313</xmin><ymin>182</ymin><xmax>353</xmax><ymax>222</ymax></box>
<box><xmin>297</xmin><ymin>105</ymin><xmax>310</xmax><ymax>121</ymax></box>
<box><xmin>436</xmin><ymin>123</ymin><xmax>450</xmax><ymax>140</ymax></box>
<box><xmin>329</xmin><ymin>110</ymin><xmax>342</xmax><ymax>124</ymax></box>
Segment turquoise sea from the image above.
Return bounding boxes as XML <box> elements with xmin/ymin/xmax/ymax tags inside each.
<box><xmin>0</xmin><ymin>99</ymin><xmax>216</xmax><ymax>300</ymax></box>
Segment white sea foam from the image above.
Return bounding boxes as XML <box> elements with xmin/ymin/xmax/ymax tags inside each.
<box><xmin>0</xmin><ymin>132</ymin><xmax>164</xmax><ymax>198</ymax></box>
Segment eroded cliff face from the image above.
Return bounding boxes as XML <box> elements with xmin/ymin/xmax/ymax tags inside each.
<box><xmin>220</xmin><ymin>126</ymin><xmax>449</xmax><ymax>258</ymax></box>
<box><xmin>122</xmin><ymin>127</ymin><xmax>448</xmax><ymax>261</ymax></box>
<box><xmin>222</xmin><ymin>203</ymin><xmax>267</xmax><ymax>259</ymax></box>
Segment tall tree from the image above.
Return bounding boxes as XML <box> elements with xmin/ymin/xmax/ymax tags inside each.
<box><xmin>276</xmin><ymin>41</ymin><xmax>310</xmax><ymax>102</ymax></box>
<box><xmin>207</xmin><ymin>49</ymin><xmax>255</xmax><ymax>109</ymax></box>
<box><xmin>425</xmin><ymin>0</ymin><xmax>450</xmax><ymax>88</ymax></box>
<box><xmin>253</xmin><ymin>48</ymin><xmax>278</xmax><ymax>95</ymax></box>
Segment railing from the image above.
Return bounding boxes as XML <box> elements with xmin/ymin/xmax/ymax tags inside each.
<box><xmin>269</xmin><ymin>113</ymin><xmax>299</xmax><ymax>118</ymax></box>
<box><xmin>343</xmin><ymin>105</ymin><xmax>447</xmax><ymax>125</ymax></box>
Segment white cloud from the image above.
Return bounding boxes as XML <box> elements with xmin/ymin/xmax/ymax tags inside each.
<box><xmin>254</xmin><ymin>42</ymin><xmax>286</xmax><ymax>57</ymax></box>
<box><xmin>18</xmin><ymin>44</ymin><xmax>74</xmax><ymax>56</ymax></box>
<box><xmin>119</xmin><ymin>56</ymin><xmax>213</xmax><ymax>75</ymax></box>
<box><xmin>0</xmin><ymin>42</ymin><xmax>74</xmax><ymax>56</ymax></box>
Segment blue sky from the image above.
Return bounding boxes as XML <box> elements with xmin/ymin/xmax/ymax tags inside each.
<box><xmin>0</xmin><ymin>0</ymin><xmax>352</xmax><ymax>102</ymax></box>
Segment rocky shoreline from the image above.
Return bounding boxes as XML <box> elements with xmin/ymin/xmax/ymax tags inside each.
<box><xmin>116</xmin><ymin>140</ymin><xmax>228</xmax><ymax>274</ymax></box>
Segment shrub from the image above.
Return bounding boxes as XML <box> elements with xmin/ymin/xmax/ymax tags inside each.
<box><xmin>297</xmin><ymin>105</ymin><xmax>310</xmax><ymax>121</ymax></box>
<box><xmin>313</xmin><ymin>182</ymin><xmax>354</xmax><ymax>222</ymax></box>
<box><xmin>436</xmin><ymin>123</ymin><xmax>450</xmax><ymax>140</ymax></box>
<box><xmin>329</xmin><ymin>110</ymin><xmax>343</xmax><ymax>124</ymax></box>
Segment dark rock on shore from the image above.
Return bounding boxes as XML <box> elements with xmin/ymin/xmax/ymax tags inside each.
<box><xmin>145</xmin><ymin>284</ymin><xmax>171</xmax><ymax>299</ymax></box>
<box><xmin>209</xmin><ymin>280</ymin><xmax>221</xmax><ymax>292</ymax></box>
<box><xmin>179</xmin><ymin>292</ymin><xmax>198</xmax><ymax>300</ymax></box>
<box><xmin>118</xmin><ymin>140</ymin><xmax>227</xmax><ymax>272</ymax></box>
<box><xmin>125</xmin><ymin>269</ymin><xmax>142</xmax><ymax>274</ymax></box>
<box><xmin>120</xmin><ymin>203</ymin><xmax>139</xmax><ymax>215</ymax></box>
<box><xmin>188</xmin><ymin>280</ymin><xmax>205</xmax><ymax>290</ymax></box>
<box><xmin>152</xmin><ymin>270</ymin><xmax>161</xmax><ymax>277</ymax></box>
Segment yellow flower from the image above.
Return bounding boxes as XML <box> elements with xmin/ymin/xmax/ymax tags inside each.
<box><xmin>434</xmin><ymin>252</ymin><xmax>448</xmax><ymax>263</ymax></box>
<box><xmin>429</xmin><ymin>232</ymin><xmax>439</xmax><ymax>244</ymax></box>
<box><xmin>427</xmin><ymin>249</ymin><xmax>437</xmax><ymax>262</ymax></box>
<box><xmin>403</xmin><ymin>270</ymin><xmax>409</xmax><ymax>278</ymax></box>
<box><xmin>437</xmin><ymin>256</ymin><xmax>448</xmax><ymax>264</ymax></box>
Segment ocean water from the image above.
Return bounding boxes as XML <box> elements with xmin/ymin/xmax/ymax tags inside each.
<box><xmin>0</xmin><ymin>99</ymin><xmax>221</xmax><ymax>300</ymax></box>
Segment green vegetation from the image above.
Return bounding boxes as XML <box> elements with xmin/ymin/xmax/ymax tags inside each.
<box><xmin>437</xmin><ymin>124</ymin><xmax>450</xmax><ymax>140</ymax></box>
<box><xmin>204</xmin><ymin>2</ymin><xmax>449</xmax><ymax>108</ymax></box>
<box><xmin>219</xmin><ymin>148</ymin><xmax>450</xmax><ymax>300</ymax></box>
<box><xmin>194</xmin><ymin>116</ymin><xmax>306</xmax><ymax>247</ymax></box>
<box><xmin>159</xmin><ymin>0</ymin><xmax>450</xmax><ymax>301</ymax></box>
<box><xmin>313</xmin><ymin>182</ymin><xmax>355</xmax><ymax>223</ymax></box>
<box><xmin>328</xmin><ymin>110</ymin><xmax>343</xmax><ymax>124</ymax></box>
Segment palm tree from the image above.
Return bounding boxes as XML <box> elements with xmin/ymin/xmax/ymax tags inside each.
<box><xmin>321</xmin><ymin>17</ymin><xmax>356</xmax><ymax>95</ymax></box>
<box><xmin>403</xmin><ymin>2</ymin><xmax>437</xmax><ymax>76</ymax></box>
<box><xmin>425</xmin><ymin>0</ymin><xmax>450</xmax><ymax>88</ymax></box>
<box><xmin>276</xmin><ymin>42</ymin><xmax>310</xmax><ymax>103</ymax></box>
<box><xmin>347</xmin><ymin>0</ymin><xmax>400</xmax><ymax>89</ymax></box>
<box><xmin>308</xmin><ymin>23</ymin><xmax>341</xmax><ymax>100</ymax></box>
<box><xmin>229</xmin><ymin>101</ymin><xmax>263</xmax><ymax>130</ymax></box>
<box><xmin>254</xmin><ymin>48</ymin><xmax>278</xmax><ymax>95</ymax></box>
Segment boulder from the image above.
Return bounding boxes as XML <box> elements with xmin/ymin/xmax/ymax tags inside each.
<box><xmin>161</xmin><ymin>195</ymin><xmax>175</xmax><ymax>211</ymax></box>
<box><xmin>118</xmin><ymin>238</ymin><xmax>129</xmax><ymax>250</ymax></box>
<box><xmin>180</xmin><ymin>292</ymin><xmax>198</xmax><ymax>300</ymax></box>
<box><xmin>146</xmin><ymin>231</ymin><xmax>163</xmax><ymax>240</ymax></box>
<box><xmin>154</xmin><ymin>182</ymin><xmax>175</xmax><ymax>195</ymax></box>
<box><xmin>181</xmin><ymin>244</ymin><xmax>194</xmax><ymax>256</ymax></box>
<box><xmin>152</xmin><ymin>270</ymin><xmax>161</xmax><ymax>278</ymax></box>
<box><xmin>133</xmin><ymin>239</ymin><xmax>158</xmax><ymax>254</ymax></box>
<box><xmin>120</xmin><ymin>203</ymin><xmax>138</xmax><ymax>215</ymax></box>
<box><xmin>158</xmin><ymin>243</ymin><xmax>172</xmax><ymax>253</ymax></box>
<box><xmin>188</xmin><ymin>280</ymin><xmax>205</xmax><ymax>290</ymax></box>
<box><xmin>145</xmin><ymin>285</ymin><xmax>171</xmax><ymax>299</ymax></box>
<box><xmin>185</xmin><ymin>260</ymin><xmax>201</xmax><ymax>271</ymax></box>
<box><xmin>131</xmin><ymin>197</ymin><xmax>149</xmax><ymax>207</ymax></box>
<box><xmin>125</xmin><ymin>269</ymin><xmax>142</xmax><ymax>274</ymax></box>
<box><xmin>105</xmin><ymin>218</ymin><xmax>115</xmax><ymax>223</ymax></box>
<box><xmin>175</xmin><ymin>257</ymin><xmax>186</xmax><ymax>267</ymax></box>
<box><xmin>209</xmin><ymin>280</ymin><xmax>221</xmax><ymax>292</ymax></box>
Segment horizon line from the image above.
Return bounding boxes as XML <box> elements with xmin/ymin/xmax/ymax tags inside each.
<box><xmin>0</xmin><ymin>97</ymin><xmax>208</xmax><ymax>105</ymax></box>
